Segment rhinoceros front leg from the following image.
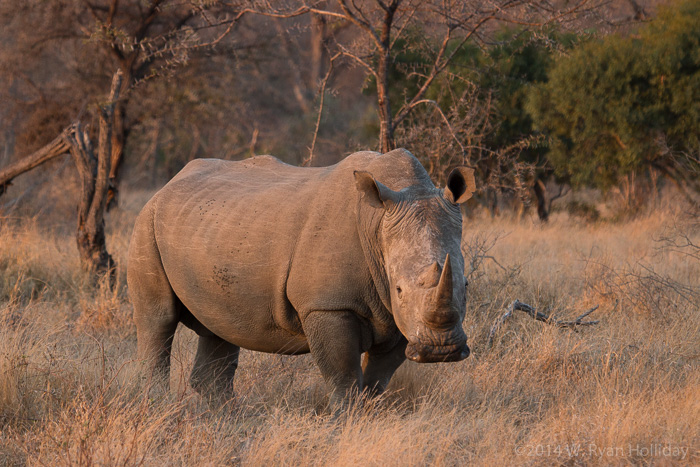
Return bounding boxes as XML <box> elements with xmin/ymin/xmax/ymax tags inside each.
<box><xmin>190</xmin><ymin>334</ymin><xmax>240</xmax><ymax>396</ymax></box>
<box><xmin>302</xmin><ymin>311</ymin><xmax>364</xmax><ymax>411</ymax></box>
<box><xmin>362</xmin><ymin>338</ymin><xmax>408</xmax><ymax>397</ymax></box>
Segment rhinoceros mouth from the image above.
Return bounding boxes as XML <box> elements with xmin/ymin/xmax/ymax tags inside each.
<box><xmin>405</xmin><ymin>341</ymin><xmax>470</xmax><ymax>363</ymax></box>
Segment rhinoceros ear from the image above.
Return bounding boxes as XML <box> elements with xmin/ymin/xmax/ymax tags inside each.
<box><xmin>444</xmin><ymin>167</ymin><xmax>476</xmax><ymax>204</ymax></box>
<box><xmin>354</xmin><ymin>170</ymin><xmax>401</xmax><ymax>209</ymax></box>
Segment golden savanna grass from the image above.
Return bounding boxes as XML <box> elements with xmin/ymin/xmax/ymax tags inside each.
<box><xmin>1</xmin><ymin>191</ymin><xmax>698</xmax><ymax>466</ymax></box>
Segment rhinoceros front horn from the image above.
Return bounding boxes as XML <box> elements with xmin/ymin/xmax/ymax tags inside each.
<box><xmin>436</xmin><ymin>253</ymin><xmax>453</xmax><ymax>308</ymax></box>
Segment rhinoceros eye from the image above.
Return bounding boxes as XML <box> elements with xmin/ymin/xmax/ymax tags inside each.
<box><xmin>396</xmin><ymin>286</ymin><xmax>403</xmax><ymax>297</ymax></box>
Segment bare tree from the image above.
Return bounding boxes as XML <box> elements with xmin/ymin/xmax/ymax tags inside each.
<box><xmin>0</xmin><ymin>0</ymin><xmax>248</xmax><ymax>206</ymax></box>
<box><xmin>0</xmin><ymin>71</ymin><xmax>123</xmax><ymax>278</ymax></box>
<box><xmin>0</xmin><ymin>1</ymin><xmax>265</xmax><ymax>280</ymax></box>
<box><xmin>69</xmin><ymin>71</ymin><xmax>123</xmax><ymax>278</ymax></box>
<box><xmin>255</xmin><ymin>0</ymin><xmax>602</xmax><ymax>154</ymax></box>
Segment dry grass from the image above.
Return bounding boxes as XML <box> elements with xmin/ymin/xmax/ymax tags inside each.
<box><xmin>1</xmin><ymin>192</ymin><xmax>698</xmax><ymax>466</ymax></box>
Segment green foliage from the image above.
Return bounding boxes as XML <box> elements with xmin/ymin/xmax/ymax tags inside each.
<box><xmin>527</xmin><ymin>0</ymin><xmax>700</xmax><ymax>190</ymax></box>
<box><xmin>478</xmin><ymin>28</ymin><xmax>583</xmax><ymax>164</ymax></box>
<box><xmin>361</xmin><ymin>29</ymin><xmax>455</xmax><ymax>121</ymax></box>
<box><xmin>374</xmin><ymin>26</ymin><xmax>581</xmax><ymax>170</ymax></box>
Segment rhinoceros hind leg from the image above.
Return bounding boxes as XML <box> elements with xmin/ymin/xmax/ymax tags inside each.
<box><xmin>362</xmin><ymin>338</ymin><xmax>408</xmax><ymax>397</ymax></box>
<box><xmin>129</xmin><ymin>224</ymin><xmax>181</xmax><ymax>392</ymax></box>
<box><xmin>302</xmin><ymin>311</ymin><xmax>364</xmax><ymax>411</ymax></box>
<box><xmin>189</xmin><ymin>335</ymin><xmax>240</xmax><ymax>396</ymax></box>
<box><xmin>136</xmin><ymin>322</ymin><xmax>178</xmax><ymax>393</ymax></box>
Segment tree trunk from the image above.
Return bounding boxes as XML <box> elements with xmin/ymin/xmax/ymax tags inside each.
<box><xmin>66</xmin><ymin>123</ymin><xmax>113</xmax><ymax>279</ymax></box>
<box><xmin>65</xmin><ymin>70</ymin><xmax>123</xmax><ymax>281</ymax></box>
<box><xmin>376</xmin><ymin>55</ymin><xmax>395</xmax><ymax>153</ymax></box>
<box><xmin>310</xmin><ymin>10</ymin><xmax>327</xmax><ymax>90</ymax></box>
<box><xmin>487</xmin><ymin>187</ymin><xmax>499</xmax><ymax>218</ymax></box>
<box><xmin>106</xmin><ymin>63</ymin><xmax>135</xmax><ymax>211</ymax></box>
<box><xmin>274</xmin><ymin>20</ymin><xmax>311</xmax><ymax>114</ymax></box>
<box><xmin>106</xmin><ymin>100</ymin><xmax>126</xmax><ymax>210</ymax></box>
<box><xmin>377</xmin><ymin>1</ymin><xmax>399</xmax><ymax>153</ymax></box>
<box><xmin>0</xmin><ymin>131</ymin><xmax>71</xmax><ymax>197</ymax></box>
<box><xmin>533</xmin><ymin>178</ymin><xmax>549</xmax><ymax>222</ymax></box>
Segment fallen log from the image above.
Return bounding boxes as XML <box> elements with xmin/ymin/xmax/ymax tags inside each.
<box><xmin>488</xmin><ymin>300</ymin><xmax>600</xmax><ymax>347</ymax></box>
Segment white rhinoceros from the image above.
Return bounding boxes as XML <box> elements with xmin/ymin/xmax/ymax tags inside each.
<box><xmin>127</xmin><ymin>148</ymin><xmax>475</xmax><ymax>407</ymax></box>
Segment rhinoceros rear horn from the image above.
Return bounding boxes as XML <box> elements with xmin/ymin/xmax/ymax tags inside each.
<box><xmin>435</xmin><ymin>254</ymin><xmax>453</xmax><ymax>307</ymax></box>
<box><xmin>354</xmin><ymin>170</ymin><xmax>401</xmax><ymax>209</ymax></box>
<box><xmin>444</xmin><ymin>167</ymin><xmax>476</xmax><ymax>204</ymax></box>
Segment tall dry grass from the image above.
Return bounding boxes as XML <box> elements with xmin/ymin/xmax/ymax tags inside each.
<box><xmin>1</xmin><ymin>191</ymin><xmax>698</xmax><ymax>465</ymax></box>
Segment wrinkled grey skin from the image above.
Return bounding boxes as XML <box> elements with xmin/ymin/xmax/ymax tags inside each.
<box><xmin>128</xmin><ymin>148</ymin><xmax>476</xmax><ymax>408</ymax></box>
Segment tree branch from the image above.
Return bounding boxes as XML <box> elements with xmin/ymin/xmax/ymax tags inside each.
<box><xmin>87</xmin><ymin>70</ymin><xmax>122</xmax><ymax>233</ymax></box>
<box><xmin>305</xmin><ymin>52</ymin><xmax>342</xmax><ymax>167</ymax></box>
<box><xmin>393</xmin><ymin>13</ymin><xmax>495</xmax><ymax>128</ymax></box>
<box><xmin>488</xmin><ymin>300</ymin><xmax>600</xmax><ymax>346</ymax></box>
<box><xmin>0</xmin><ymin>130</ymin><xmax>72</xmax><ymax>197</ymax></box>
<box><xmin>407</xmin><ymin>99</ymin><xmax>466</xmax><ymax>160</ymax></box>
<box><xmin>337</xmin><ymin>0</ymin><xmax>382</xmax><ymax>47</ymax></box>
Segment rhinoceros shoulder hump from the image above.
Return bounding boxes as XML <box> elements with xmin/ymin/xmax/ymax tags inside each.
<box><xmin>364</xmin><ymin>149</ymin><xmax>433</xmax><ymax>191</ymax></box>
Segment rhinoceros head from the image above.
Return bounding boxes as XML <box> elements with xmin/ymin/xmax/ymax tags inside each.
<box><xmin>354</xmin><ymin>167</ymin><xmax>476</xmax><ymax>363</ymax></box>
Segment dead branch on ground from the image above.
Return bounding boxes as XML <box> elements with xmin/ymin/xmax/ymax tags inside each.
<box><xmin>488</xmin><ymin>300</ymin><xmax>600</xmax><ymax>347</ymax></box>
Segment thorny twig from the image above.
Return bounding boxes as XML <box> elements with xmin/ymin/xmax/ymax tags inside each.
<box><xmin>304</xmin><ymin>52</ymin><xmax>342</xmax><ymax>167</ymax></box>
<box><xmin>655</xmin><ymin>223</ymin><xmax>700</xmax><ymax>262</ymax></box>
<box><xmin>488</xmin><ymin>300</ymin><xmax>600</xmax><ymax>347</ymax></box>
<box><xmin>584</xmin><ymin>256</ymin><xmax>699</xmax><ymax>315</ymax></box>
<box><xmin>463</xmin><ymin>232</ymin><xmax>509</xmax><ymax>282</ymax></box>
